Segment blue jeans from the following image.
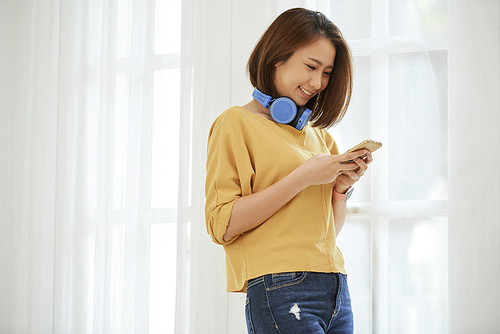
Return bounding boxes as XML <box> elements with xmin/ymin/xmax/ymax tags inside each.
<box><xmin>245</xmin><ymin>272</ymin><xmax>353</xmax><ymax>334</ymax></box>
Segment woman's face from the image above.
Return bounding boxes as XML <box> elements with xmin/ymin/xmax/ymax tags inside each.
<box><xmin>274</xmin><ymin>37</ymin><xmax>336</xmax><ymax>107</ymax></box>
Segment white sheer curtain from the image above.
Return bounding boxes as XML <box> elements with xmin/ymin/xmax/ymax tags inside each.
<box><xmin>448</xmin><ymin>0</ymin><xmax>500</xmax><ymax>331</ymax></box>
<box><xmin>1</xmin><ymin>0</ymin><xmax>183</xmax><ymax>333</ymax></box>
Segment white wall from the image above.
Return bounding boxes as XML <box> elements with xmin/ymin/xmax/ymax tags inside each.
<box><xmin>0</xmin><ymin>2</ymin><xmax>14</xmax><ymax>329</ymax></box>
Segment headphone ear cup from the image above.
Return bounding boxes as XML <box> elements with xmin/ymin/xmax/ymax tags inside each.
<box><xmin>269</xmin><ymin>97</ymin><xmax>297</xmax><ymax>124</ymax></box>
<box><xmin>289</xmin><ymin>107</ymin><xmax>312</xmax><ymax>131</ymax></box>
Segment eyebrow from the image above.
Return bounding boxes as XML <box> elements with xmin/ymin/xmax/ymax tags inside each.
<box><xmin>307</xmin><ymin>57</ymin><xmax>334</xmax><ymax>69</ymax></box>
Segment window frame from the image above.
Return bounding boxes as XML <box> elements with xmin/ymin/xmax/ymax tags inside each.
<box><xmin>330</xmin><ymin>1</ymin><xmax>450</xmax><ymax>332</ymax></box>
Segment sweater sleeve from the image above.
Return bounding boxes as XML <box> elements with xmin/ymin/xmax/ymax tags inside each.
<box><xmin>323</xmin><ymin>129</ymin><xmax>340</xmax><ymax>155</ymax></box>
<box><xmin>205</xmin><ymin>110</ymin><xmax>255</xmax><ymax>245</ymax></box>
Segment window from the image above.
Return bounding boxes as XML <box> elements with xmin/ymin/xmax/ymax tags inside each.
<box><xmin>325</xmin><ymin>0</ymin><xmax>449</xmax><ymax>332</ymax></box>
<box><xmin>110</xmin><ymin>0</ymin><xmax>184</xmax><ymax>332</ymax></box>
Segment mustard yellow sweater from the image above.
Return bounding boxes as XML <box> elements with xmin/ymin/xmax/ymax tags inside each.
<box><xmin>205</xmin><ymin>106</ymin><xmax>346</xmax><ymax>293</ymax></box>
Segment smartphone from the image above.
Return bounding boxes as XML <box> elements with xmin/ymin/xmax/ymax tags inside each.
<box><xmin>341</xmin><ymin>139</ymin><xmax>382</xmax><ymax>163</ymax></box>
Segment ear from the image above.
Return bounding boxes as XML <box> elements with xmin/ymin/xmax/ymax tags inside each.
<box><xmin>274</xmin><ymin>60</ymin><xmax>284</xmax><ymax>68</ymax></box>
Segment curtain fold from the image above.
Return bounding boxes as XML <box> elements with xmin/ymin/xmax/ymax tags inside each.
<box><xmin>1</xmin><ymin>0</ymin><xmax>154</xmax><ymax>332</ymax></box>
<box><xmin>448</xmin><ymin>1</ymin><xmax>500</xmax><ymax>332</ymax></box>
<box><xmin>9</xmin><ymin>1</ymin><xmax>60</xmax><ymax>332</ymax></box>
<box><xmin>187</xmin><ymin>0</ymin><xmax>232</xmax><ymax>332</ymax></box>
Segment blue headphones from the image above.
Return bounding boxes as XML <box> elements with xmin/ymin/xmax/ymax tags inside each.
<box><xmin>252</xmin><ymin>88</ymin><xmax>312</xmax><ymax>131</ymax></box>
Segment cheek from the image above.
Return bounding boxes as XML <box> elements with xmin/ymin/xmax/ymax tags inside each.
<box><xmin>320</xmin><ymin>76</ymin><xmax>330</xmax><ymax>91</ymax></box>
<box><xmin>273</xmin><ymin>69</ymin><xmax>285</xmax><ymax>95</ymax></box>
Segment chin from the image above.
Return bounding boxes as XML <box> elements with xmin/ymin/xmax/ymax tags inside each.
<box><xmin>296</xmin><ymin>98</ymin><xmax>310</xmax><ymax>107</ymax></box>
<box><xmin>291</xmin><ymin>96</ymin><xmax>308</xmax><ymax>107</ymax></box>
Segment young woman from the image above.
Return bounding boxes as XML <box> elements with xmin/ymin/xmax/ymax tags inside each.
<box><xmin>205</xmin><ymin>7</ymin><xmax>373</xmax><ymax>334</ymax></box>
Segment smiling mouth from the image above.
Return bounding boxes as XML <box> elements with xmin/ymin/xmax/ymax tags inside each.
<box><xmin>300</xmin><ymin>86</ymin><xmax>313</xmax><ymax>96</ymax></box>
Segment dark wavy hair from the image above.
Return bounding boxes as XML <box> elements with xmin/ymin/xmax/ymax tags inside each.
<box><xmin>247</xmin><ymin>7</ymin><xmax>353</xmax><ymax>128</ymax></box>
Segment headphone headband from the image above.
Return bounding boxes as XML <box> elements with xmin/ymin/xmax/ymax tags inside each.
<box><xmin>252</xmin><ymin>88</ymin><xmax>273</xmax><ymax>108</ymax></box>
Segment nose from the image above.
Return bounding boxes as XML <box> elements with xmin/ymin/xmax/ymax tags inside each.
<box><xmin>309</xmin><ymin>71</ymin><xmax>323</xmax><ymax>91</ymax></box>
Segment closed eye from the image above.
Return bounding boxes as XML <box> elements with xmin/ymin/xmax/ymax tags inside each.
<box><xmin>307</xmin><ymin>64</ymin><xmax>332</xmax><ymax>77</ymax></box>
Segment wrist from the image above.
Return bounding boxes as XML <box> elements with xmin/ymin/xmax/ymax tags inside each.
<box><xmin>333</xmin><ymin>181</ymin><xmax>354</xmax><ymax>203</ymax></box>
<box><xmin>334</xmin><ymin>182</ymin><xmax>350</xmax><ymax>194</ymax></box>
<box><xmin>333</xmin><ymin>186</ymin><xmax>354</xmax><ymax>203</ymax></box>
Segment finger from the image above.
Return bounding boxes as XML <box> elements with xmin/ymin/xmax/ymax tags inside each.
<box><xmin>337</xmin><ymin>161</ymin><xmax>358</xmax><ymax>171</ymax></box>
<box><xmin>342</xmin><ymin>160</ymin><xmax>368</xmax><ymax>179</ymax></box>
<box><xmin>347</xmin><ymin>158</ymin><xmax>367</xmax><ymax>177</ymax></box>
<box><xmin>350</xmin><ymin>163</ymin><xmax>364</xmax><ymax>176</ymax></box>
<box><xmin>363</xmin><ymin>152</ymin><xmax>373</xmax><ymax>164</ymax></box>
<box><xmin>340</xmin><ymin>150</ymin><xmax>370</xmax><ymax>163</ymax></box>
<box><xmin>353</xmin><ymin>156</ymin><xmax>368</xmax><ymax>170</ymax></box>
<box><xmin>340</xmin><ymin>169</ymin><xmax>359</xmax><ymax>181</ymax></box>
<box><xmin>356</xmin><ymin>167</ymin><xmax>366</xmax><ymax>177</ymax></box>
<box><xmin>349</xmin><ymin>149</ymin><xmax>369</xmax><ymax>159</ymax></box>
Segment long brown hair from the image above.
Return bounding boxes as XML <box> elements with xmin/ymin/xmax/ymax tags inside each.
<box><xmin>247</xmin><ymin>8</ymin><xmax>353</xmax><ymax>128</ymax></box>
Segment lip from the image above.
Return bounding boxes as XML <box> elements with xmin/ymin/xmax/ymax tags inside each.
<box><xmin>299</xmin><ymin>86</ymin><xmax>314</xmax><ymax>98</ymax></box>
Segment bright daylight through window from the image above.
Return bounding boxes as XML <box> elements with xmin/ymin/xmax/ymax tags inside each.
<box><xmin>113</xmin><ymin>0</ymin><xmax>182</xmax><ymax>332</ymax></box>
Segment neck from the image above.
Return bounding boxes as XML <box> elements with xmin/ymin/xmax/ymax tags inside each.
<box><xmin>242</xmin><ymin>99</ymin><xmax>273</xmax><ymax>120</ymax></box>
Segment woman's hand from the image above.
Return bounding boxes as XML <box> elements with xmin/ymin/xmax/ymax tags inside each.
<box><xmin>330</xmin><ymin>151</ymin><xmax>372</xmax><ymax>236</ymax></box>
<box><xmin>334</xmin><ymin>151</ymin><xmax>373</xmax><ymax>193</ymax></box>
<box><xmin>298</xmin><ymin>150</ymin><xmax>370</xmax><ymax>187</ymax></box>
